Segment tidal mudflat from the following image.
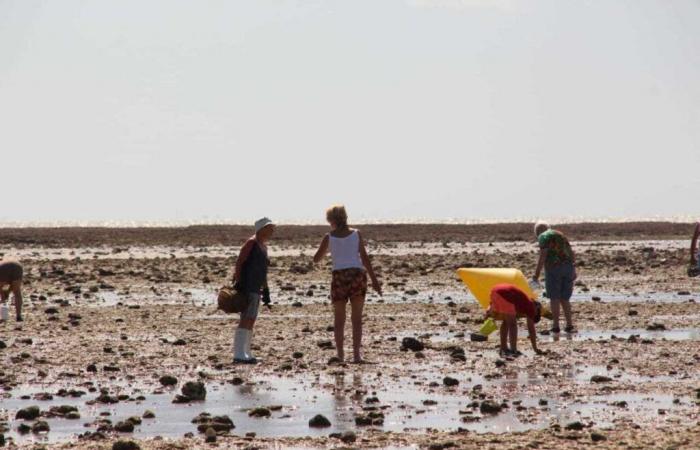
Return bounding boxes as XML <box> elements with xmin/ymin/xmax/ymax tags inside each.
<box><xmin>1</xmin><ymin>224</ymin><xmax>698</xmax><ymax>449</ymax></box>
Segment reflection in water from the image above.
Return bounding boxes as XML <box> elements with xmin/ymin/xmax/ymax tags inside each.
<box><xmin>331</xmin><ymin>371</ymin><xmax>365</xmax><ymax>429</ymax></box>
<box><xmin>500</xmin><ymin>371</ymin><xmax>521</xmax><ymax>394</ymax></box>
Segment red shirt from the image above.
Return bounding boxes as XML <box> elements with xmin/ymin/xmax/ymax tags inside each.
<box><xmin>491</xmin><ymin>284</ymin><xmax>536</xmax><ymax>320</ymax></box>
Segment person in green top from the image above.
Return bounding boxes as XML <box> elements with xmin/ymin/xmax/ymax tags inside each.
<box><xmin>532</xmin><ymin>222</ymin><xmax>576</xmax><ymax>333</ymax></box>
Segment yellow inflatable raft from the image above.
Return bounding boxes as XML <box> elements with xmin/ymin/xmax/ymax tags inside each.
<box><xmin>456</xmin><ymin>268</ymin><xmax>538</xmax><ymax>310</ymax></box>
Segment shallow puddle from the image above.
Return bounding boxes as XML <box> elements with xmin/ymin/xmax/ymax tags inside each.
<box><xmin>2</xmin><ymin>239</ymin><xmax>691</xmax><ymax>261</ymax></box>
<box><xmin>391</xmin><ymin>327</ymin><xmax>700</xmax><ymax>346</ymax></box>
<box><xmin>570</xmin><ymin>292</ymin><xmax>697</xmax><ymax>304</ymax></box>
<box><xmin>0</xmin><ymin>372</ymin><xmax>696</xmax><ymax>445</ymax></box>
<box><xmin>545</xmin><ymin>328</ymin><xmax>700</xmax><ymax>342</ymax></box>
<box><xmin>87</xmin><ymin>288</ymin><xmax>697</xmax><ymax>310</ymax></box>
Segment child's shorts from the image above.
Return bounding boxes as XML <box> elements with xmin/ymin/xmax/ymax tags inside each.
<box><xmin>489</xmin><ymin>290</ymin><xmax>524</xmax><ymax>321</ymax></box>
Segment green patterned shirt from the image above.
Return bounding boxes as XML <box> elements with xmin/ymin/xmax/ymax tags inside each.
<box><xmin>538</xmin><ymin>229</ymin><xmax>574</xmax><ymax>269</ymax></box>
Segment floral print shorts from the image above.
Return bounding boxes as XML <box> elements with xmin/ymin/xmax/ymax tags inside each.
<box><xmin>331</xmin><ymin>268</ymin><xmax>368</xmax><ymax>302</ymax></box>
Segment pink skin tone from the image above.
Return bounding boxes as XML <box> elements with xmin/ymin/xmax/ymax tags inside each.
<box><xmin>486</xmin><ymin>305</ymin><xmax>543</xmax><ymax>355</ymax></box>
<box><xmin>314</xmin><ymin>221</ymin><xmax>382</xmax><ymax>363</ymax></box>
<box><xmin>232</xmin><ymin>225</ymin><xmax>274</xmax><ymax>331</ymax></box>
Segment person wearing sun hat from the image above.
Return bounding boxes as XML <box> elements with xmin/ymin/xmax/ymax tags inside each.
<box><xmin>231</xmin><ymin>217</ymin><xmax>275</xmax><ymax>364</ymax></box>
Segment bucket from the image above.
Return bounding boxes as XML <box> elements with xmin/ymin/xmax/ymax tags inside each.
<box><xmin>478</xmin><ymin>318</ymin><xmax>498</xmax><ymax>336</ymax></box>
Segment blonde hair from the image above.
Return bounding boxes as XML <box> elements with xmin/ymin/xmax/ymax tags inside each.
<box><xmin>326</xmin><ymin>205</ymin><xmax>348</xmax><ymax>228</ymax></box>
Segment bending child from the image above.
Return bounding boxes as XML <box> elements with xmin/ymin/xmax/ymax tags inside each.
<box><xmin>487</xmin><ymin>283</ymin><xmax>544</xmax><ymax>356</ymax></box>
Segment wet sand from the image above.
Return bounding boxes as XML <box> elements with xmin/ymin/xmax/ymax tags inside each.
<box><xmin>0</xmin><ymin>223</ymin><xmax>698</xmax><ymax>449</ymax></box>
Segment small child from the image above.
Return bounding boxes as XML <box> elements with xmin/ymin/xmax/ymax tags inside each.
<box><xmin>487</xmin><ymin>283</ymin><xmax>544</xmax><ymax>356</ymax></box>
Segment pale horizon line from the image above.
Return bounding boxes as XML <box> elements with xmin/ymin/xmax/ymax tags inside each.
<box><xmin>0</xmin><ymin>215</ymin><xmax>696</xmax><ymax>229</ymax></box>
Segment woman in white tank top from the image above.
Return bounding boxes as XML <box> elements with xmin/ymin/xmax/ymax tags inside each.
<box><xmin>313</xmin><ymin>205</ymin><xmax>382</xmax><ymax>363</ymax></box>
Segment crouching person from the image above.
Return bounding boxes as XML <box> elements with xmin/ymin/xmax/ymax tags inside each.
<box><xmin>232</xmin><ymin>218</ymin><xmax>274</xmax><ymax>364</ymax></box>
<box><xmin>487</xmin><ymin>283</ymin><xmax>544</xmax><ymax>357</ymax></box>
<box><xmin>0</xmin><ymin>260</ymin><xmax>24</xmax><ymax>322</ymax></box>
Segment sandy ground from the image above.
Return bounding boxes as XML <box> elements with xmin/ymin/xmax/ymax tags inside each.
<box><xmin>0</xmin><ymin>223</ymin><xmax>698</xmax><ymax>449</ymax></box>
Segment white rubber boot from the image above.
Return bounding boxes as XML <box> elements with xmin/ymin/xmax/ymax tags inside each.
<box><xmin>233</xmin><ymin>328</ymin><xmax>249</xmax><ymax>363</ymax></box>
<box><xmin>245</xmin><ymin>329</ymin><xmax>261</xmax><ymax>363</ymax></box>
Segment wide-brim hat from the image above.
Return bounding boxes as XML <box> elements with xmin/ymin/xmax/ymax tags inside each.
<box><xmin>255</xmin><ymin>217</ymin><xmax>275</xmax><ymax>233</ymax></box>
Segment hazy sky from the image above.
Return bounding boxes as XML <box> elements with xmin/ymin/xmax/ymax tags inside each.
<box><xmin>1</xmin><ymin>0</ymin><xmax>699</xmax><ymax>224</ymax></box>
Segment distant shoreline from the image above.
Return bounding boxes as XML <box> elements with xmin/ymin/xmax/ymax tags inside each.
<box><xmin>0</xmin><ymin>221</ymin><xmax>695</xmax><ymax>248</ymax></box>
<box><xmin>0</xmin><ymin>216</ymin><xmax>697</xmax><ymax>229</ymax></box>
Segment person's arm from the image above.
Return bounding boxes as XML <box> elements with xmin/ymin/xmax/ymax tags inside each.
<box><xmin>691</xmin><ymin>223</ymin><xmax>700</xmax><ymax>265</ymax></box>
<box><xmin>233</xmin><ymin>239</ymin><xmax>255</xmax><ymax>282</ymax></box>
<box><xmin>358</xmin><ymin>231</ymin><xmax>382</xmax><ymax>296</ymax></box>
<box><xmin>527</xmin><ymin>318</ymin><xmax>543</xmax><ymax>354</ymax></box>
<box><xmin>533</xmin><ymin>248</ymin><xmax>547</xmax><ymax>281</ymax></box>
<box><xmin>313</xmin><ymin>234</ymin><xmax>330</xmax><ymax>264</ymax></box>
<box><xmin>262</xmin><ymin>284</ymin><xmax>272</xmax><ymax>309</ymax></box>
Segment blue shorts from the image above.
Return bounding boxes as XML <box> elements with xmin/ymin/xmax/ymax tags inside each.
<box><xmin>545</xmin><ymin>262</ymin><xmax>575</xmax><ymax>301</ymax></box>
<box><xmin>240</xmin><ymin>293</ymin><xmax>261</xmax><ymax>320</ymax></box>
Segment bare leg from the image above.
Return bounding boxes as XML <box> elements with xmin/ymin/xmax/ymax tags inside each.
<box><xmin>550</xmin><ymin>298</ymin><xmax>561</xmax><ymax>330</ymax></box>
<box><xmin>561</xmin><ymin>299</ymin><xmax>573</xmax><ymax>329</ymax></box>
<box><xmin>350</xmin><ymin>295</ymin><xmax>365</xmax><ymax>362</ymax></box>
<box><xmin>507</xmin><ymin>317</ymin><xmax>517</xmax><ymax>351</ymax></box>
<box><xmin>333</xmin><ymin>301</ymin><xmax>346</xmax><ymax>361</ymax></box>
<box><xmin>499</xmin><ymin>320</ymin><xmax>508</xmax><ymax>352</ymax></box>
<box><xmin>11</xmin><ymin>281</ymin><xmax>22</xmax><ymax>321</ymax></box>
